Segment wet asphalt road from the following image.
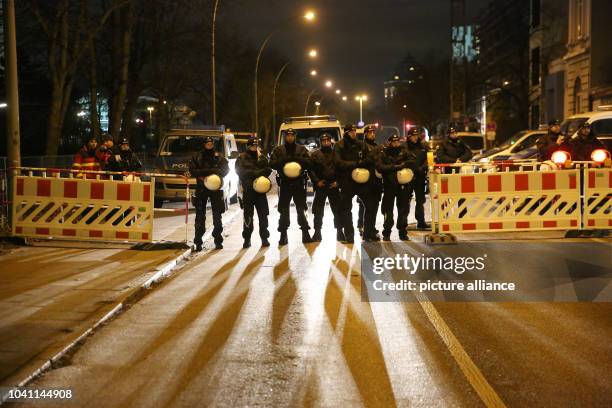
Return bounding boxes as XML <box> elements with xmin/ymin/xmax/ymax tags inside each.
<box><xmin>7</xmin><ymin>202</ymin><xmax>612</xmax><ymax>408</ymax></box>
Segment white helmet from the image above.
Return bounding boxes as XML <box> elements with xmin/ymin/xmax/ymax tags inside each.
<box><xmin>351</xmin><ymin>168</ymin><xmax>370</xmax><ymax>183</ymax></box>
<box><xmin>204</xmin><ymin>174</ymin><xmax>222</xmax><ymax>191</ymax></box>
<box><xmin>539</xmin><ymin>160</ymin><xmax>557</xmax><ymax>171</ymax></box>
<box><xmin>252</xmin><ymin>176</ymin><xmax>271</xmax><ymax>193</ymax></box>
<box><xmin>397</xmin><ymin>168</ymin><xmax>414</xmax><ymax>184</ymax></box>
<box><xmin>283</xmin><ymin>161</ymin><xmax>302</xmax><ymax>178</ymax></box>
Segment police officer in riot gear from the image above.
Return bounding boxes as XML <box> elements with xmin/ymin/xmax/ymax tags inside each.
<box><xmin>377</xmin><ymin>134</ymin><xmax>414</xmax><ymax>241</ymax></box>
<box><xmin>270</xmin><ymin>128</ymin><xmax>312</xmax><ymax>245</ymax></box>
<box><xmin>236</xmin><ymin>137</ymin><xmax>272</xmax><ymax>248</ymax></box>
<box><xmin>108</xmin><ymin>138</ymin><xmax>143</xmax><ymax>175</ymax></box>
<box><xmin>310</xmin><ymin>133</ymin><xmax>342</xmax><ymax>242</ymax></box>
<box><xmin>357</xmin><ymin>125</ymin><xmax>383</xmax><ymax>238</ymax></box>
<box><xmin>436</xmin><ymin>126</ymin><xmax>473</xmax><ymax>165</ymax></box>
<box><xmin>536</xmin><ymin>119</ymin><xmax>563</xmax><ymax>161</ymax></box>
<box><xmin>405</xmin><ymin>128</ymin><xmax>430</xmax><ymax>230</ymax></box>
<box><xmin>189</xmin><ymin>136</ymin><xmax>229</xmax><ymax>251</ymax></box>
<box><xmin>335</xmin><ymin>124</ymin><xmax>378</xmax><ymax>243</ymax></box>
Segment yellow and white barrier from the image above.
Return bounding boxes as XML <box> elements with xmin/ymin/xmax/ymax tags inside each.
<box><xmin>429</xmin><ymin>168</ymin><xmax>581</xmax><ymax>234</ymax></box>
<box><xmin>12</xmin><ymin>172</ymin><xmax>153</xmax><ymax>243</ymax></box>
<box><xmin>583</xmin><ymin>168</ymin><xmax>612</xmax><ymax>229</ymax></box>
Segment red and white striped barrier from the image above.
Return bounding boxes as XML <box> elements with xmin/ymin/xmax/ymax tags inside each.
<box><xmin>430</xmin><ymin>169</ymin><xmax>581</xmax><ymax>234</ymax></box>
<box><xmin>12</xmin><ymin>175</ymin><xmax>153</xmax><ymax>243</ymax></box>
<box><xmin>583</xmin><ymin>168</ymin><xmax>612</xmax><ymax>229</ymax></box>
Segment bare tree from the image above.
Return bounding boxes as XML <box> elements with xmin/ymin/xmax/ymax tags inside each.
<box><xmin>28</xmin><ymin>0</ymin><xmax>130</xmax><ymax>155</ymax></box>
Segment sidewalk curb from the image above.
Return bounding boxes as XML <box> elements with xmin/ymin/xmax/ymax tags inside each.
<box><xmin>0</xmin><ymin>208</ymin><xmax>241</xmax><ymax>404</ymax></box>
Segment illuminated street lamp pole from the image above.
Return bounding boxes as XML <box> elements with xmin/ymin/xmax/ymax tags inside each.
<box><xmin>211</xmin><ymin>0</ymin><xmax>220</xmax><ymax>125</ymax></box>
<box><xmin>355</xmin><ymin>95</ymin><xmax>368</xmax><ymax>124</ymax></box>
<box><xmin>254</xmin><ymin>11</ymin><xmax>316</xmax><ymax>136</ymax></box>
<box><xmin>271</xmin><ymin>61</ymin><xmax>290</xmax><ymax>150</ymax></box>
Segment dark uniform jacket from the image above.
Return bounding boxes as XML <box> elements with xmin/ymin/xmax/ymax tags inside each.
<box><xmin>334</xmin><ymin>136</ymin><xmax>373</xmax><ymax>186</ymax></box>
<box><xmin>568</xmin><ymin>135</ymin><xmax>605</xmax><ymax>161</ymax></box>
<box><xmin>269</xmin><ymin>143</ymin><xmax>311</xmax><ymax>184</ymax></box>
<box><xmin>436</xmin><ymin>138</ymin><xmax>473</xmax><ymax>164</ymax></box>
<box><xmin>309</xmin><ymin>147</ymin><xmax>337</xmax><ymax>185</ymax></box>
<box><xmin>405</xmin><ymin>140</ymin><xmax>428</xmax><ymax>177</ymax></box>
<box><xmin>189</xmin><ymin>149</ymin><xmax>230</xmax><ymax>189</ymax></box>
<box><xmin>235</xmin><ymin>151</ymin><xmax>272</xmax><ymax>192</ymax></box>
<box><xmin>377</xmin><ymin>146</ymin><xmax>415</xmax><ymax>188</ymax></box>
<box><xmin>107</xmin><ymin>148</ymin><xmax>143</xmax><ymax>173</ymax></box>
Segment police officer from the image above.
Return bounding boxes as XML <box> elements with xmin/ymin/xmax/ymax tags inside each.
<box><xmin>377</xmin><ymin>134</ymin><xmax>414</xmax><ymax>241</ymax></box>
<box><xmin>568</xmin><ymin>123</ymin><xmax>604</xmax><ymax>161</ymax></box>
<box><xmin>189</xmin><ymin>136</ymin><xmax>229</xmax><ymax>251</ymax></box>
<box><xmin>536</xmin><ymin>119</ymin><xmax>563</xmax><ymax>161</ymax></box>
<box><xmin>108</xmin><ymin>138</ymin><xmax>143</xmax><ymax>175</ymax></box>
<box><xmin>436</xmin><ymin>127</ymin><xmax>473</xmax><ymax>165</ymax></box>
<box><xmin>235</xmin><ymin>137</ymin><xmax>271</xmax><ymax>248</ymax></box>
<box><xmin>310</xmin><ymin>133</ymin><xmax>342</xmax><ymax>242</ymax></box>
<box><xmin>270</xmin><ymin>128</ymin><xmax>312</xmax><ymax>245</ymax></box>
<box><xmin>405</xmin><ymin>128</ymin><xmax>430</xmax><ymax>230</ymax></box>
<box><xmin>335</xmin><ymin>124</ymin><xmax>378</xmax><ymax>243</ymax></box>
<box><xmin>357</xmin><ymin>125</ymin><xmax>383</xmax><ymax>238</ymax></box>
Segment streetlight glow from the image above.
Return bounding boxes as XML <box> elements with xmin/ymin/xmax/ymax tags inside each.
<box><xmin>314</xmin><ymin>101</ymin><xmax>321</xmax><ymax>106</ymax></box>
<box><xmin>310</xmin><ymin>69</ymin><xmax>317</xmax><ymax>76</ymax></box>
<box><xmin>308</xmin><ymin>49</ymin><xmax>318</xmax><ymax>58</ymax></box>
<box><xmin>342</xmin><ymin>96</ymin><xmax>347</xmax><ymax>101</ymax></box>
<box><xmin>325</xmin><ymin>80</ymin><xmax>333</xmax><ymax>88</ymax></box>
<box><xmin>0</xmin><ymin>103</ymin><xmax>7</xmax><ymax>108</ymax></box>
<box><xmin>335</xmin><ymin>89</ymin><xmax>341</xmax><ymax>94</ymax></box>
<box><xmin>304</xmin><ymin>10</ymin><xmax>316</xmax><ymax>21</ymax></box>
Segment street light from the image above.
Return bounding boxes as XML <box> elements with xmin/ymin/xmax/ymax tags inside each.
<box><xmin>0</xmin><ymin>103</ymin><xmax>7</xmax><ymax>109</ymax></box>
<box><xmin>355</xmin><ymin>94</ymin><xmax>368</xmax><ymax>124</ymax></box>
<box><xmin>254</xmin><ymin>11</ymin><xmax>316</xmax><ymax>135</ymax></box>
<box><xmin>342</xmin><ymin>96</ymin><xmax>347</xmax><ymax>101</ymax></box>
<box><xmin>314</xmin><ymin>101</ymin><xmax>321</xmax><ymax>115</ymax></box>
<box><xmin>325</xmin><ymin>80</ymin><xmax>333</xmax><ymax>88</ymax></box>
<box><xmin>308</xmin><ymin>49</ymin><xmax>318</xmax><ymax>58</ymax></box>
<box><xmin>310</xmin><ymin>69</ymin><xmax>317</xmax><ymax>76</ymax></box>
<box><xmin>335</xmin><ymin>89</ymin><xmax>341</xmax><ymax>94</ymax></box>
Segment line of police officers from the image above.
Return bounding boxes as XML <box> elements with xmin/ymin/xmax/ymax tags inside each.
<box><xmin>189</xmin><ymin>124</ymin><xmax>481</xmax><ymax>251</ymax></box>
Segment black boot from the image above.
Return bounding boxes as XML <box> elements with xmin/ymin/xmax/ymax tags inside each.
<box><xmin>243</xmin><ymin>238</ymin><xmax>251</xmax><ymax>248</ymax></box>
<box><xmin>302</xmin><ymin>229</ymin><xmax>312</xmax><ymax>243</ymax></box>
<box><xmin>417</xmin><ymin>222</ymin><xmax>431</xmax><ymax>230</ymax></box>
<box><xmin>279</xmin><ymin>231</ymin><xmax>288</xmax><ymax>246</ymax></box>
<box><xmin>261</xmin><ymin>238</ymin><xmax>270</xmax><ymax>247</ymax></box>
<box><xmin>194</xmin><ymin>243</ymin><xmax>203</xmax><ymax>252</ymax></box>
<box><xmin>336</xmin><ymin>229</ymin><xmax>346</xmax><ymax>242</ymax></box>
<box><xmin>399</xmin><ymin>234</ymin><xmax>410</xmax><ymax>241</ymax></box>
<box><xmin>382</xmin><ymin>234</ymin><xmax>391</xmax><ymax>242</ymax></box>
<box><xmin>312</xmin><ymin>229</ymin><xmax>322</xmax><ymax>242</ymax></box>
<box><xmin>214</xmin><ymin>241</ymin><xmax>223</xmax><ymax>249</ymax></box>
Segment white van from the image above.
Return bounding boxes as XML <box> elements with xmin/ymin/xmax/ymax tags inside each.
<box><xmin>154</xmin><ymin>128</ymin><xmax>239</xmax><ymax>208</ymax></box>
<box><xmin>277</xmin><ymin>115</ymin><xmax>342</xmax><ymax>150</ymax></box>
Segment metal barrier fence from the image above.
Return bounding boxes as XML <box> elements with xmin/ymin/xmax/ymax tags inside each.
<box><xmin>10</xmin><ymin>167</ymin><xmax>190</xmax><ymax>244</ymax></box>
<box><xmin>428</xmin><ymin>162</ymin><xmax>611</xmax><ymax>238</ymax></box>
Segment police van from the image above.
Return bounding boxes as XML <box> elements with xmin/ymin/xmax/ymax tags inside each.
<box><xmin>277</xmin><ymin>115</ymin><xmax>342</xmax><ymax>150</ymax></box>
<box><xmin>154</xmin><ymin>127</ymin><xmax>239</xmax><ymax>208</ymax></box>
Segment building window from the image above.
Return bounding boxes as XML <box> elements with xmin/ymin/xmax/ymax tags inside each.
<box><xmin>531</xmin><ymin>0</ymin><xmax>541</xmax><ymax>28</ymax></box>
<box><xmin>531</xmin><ymin>103</ymin><xmax>540</xmax><ymax>129</ymax></box>
<box><xmin>576</xmin><ymin>0</ymin><xmax>583</xmax><ymax>38</ymax></box>
<box><xmin>531</xmin><ymin>47</ymin><xmax>540</xmax><ymax>86</ymax></box>
<box><xmin>573</xmin><ymin>77</ymin><xmax>582</xmax><ymax>114</ymax></box>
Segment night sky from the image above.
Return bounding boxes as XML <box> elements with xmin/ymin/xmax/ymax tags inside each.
<box><xmin>222</xmin><ymin>0</ymin><xmax>488</xmax><ymax>108</ymax></box>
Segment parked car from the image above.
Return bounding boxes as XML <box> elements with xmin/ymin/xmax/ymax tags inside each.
<box><xmin>154</xmin><ymin>128</ymin><xmax>239</xmax><ymax>208</ymax></box>
<box><xmin>473</xmin><ymin>129</ymin><xmax>546</xmax><ymax>163</ymax></box>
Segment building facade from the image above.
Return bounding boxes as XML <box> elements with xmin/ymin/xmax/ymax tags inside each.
<box><xmin>563</xmin><ymin>0</ymin><xmax>612</xmax><ymax>117</ymax></box>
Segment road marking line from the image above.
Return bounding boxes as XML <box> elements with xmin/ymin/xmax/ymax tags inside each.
<box><xmin>414</xmin><ymin>292</ymin><xmax>507</xmax><ymax>408</ymax></box>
